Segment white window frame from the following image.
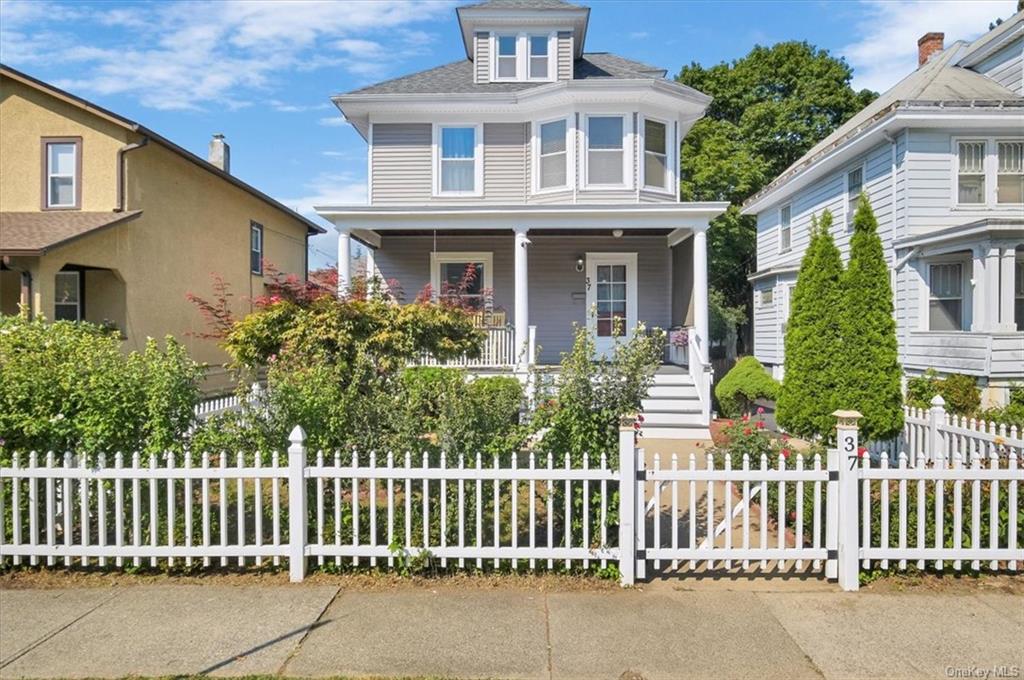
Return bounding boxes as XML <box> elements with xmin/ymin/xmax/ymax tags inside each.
<box><xmin>45</xmin><ymin>140</ymin><xmax>78</xmax><ymax>209</ymax></box>
<box><xmin>639</xmin><ymin>114</ymin><xmax>674</xmax><ymax>194</ymax></box>
<box><xmin>760</xmin><ymin>287</ymin><xmax>773</xmax><ymax>307</ymax></box>
<box><xmin>778</xmin><ymin>204</ymin><xmax>792</xmax><ymax>254</ymax></box>
<box><xmin>582</xmin><ymin>113</ymin><xmax>633</xmax><ymax>190</ymax></box>
<box><xmin>843</xmin><ymin>162</ymin><xmax>866</xmax><ymax>230</ymax></box>
<box><xmin>430</xmin><ymin>252</ymin><xmax>494</xmax><ymax>305</ymax></box>
<box><xmin>250</xmin><ymin>221</ymin><xmax>263</xmax><ymax>275</ymax></box>
<box><xmin>531</xmin><ymin>115</ymin><xmax>573</xmax><ymax>194</ymax></box>
<box><xmin>54</xmin><ymin>270</ymin><xmax>81</xmax><ymax>322</ymax></box>
<box><xmin>490</xmin><ymin>32</ymin><xmax>555</xmax><ymax>82</ymax></box>
<box><xmin>921</xmin><ymin>256</ymin><xmax>971</xmax><ymax>332</ymax></box>
<box><xmin>432</xmin><ymin>123</ymin><xmax>484</xmax><ymax>198</ymax></box>
<box><xmin>951</xmin><ymin>136</ymin><xmax>1024</xmax><ymax>209</ymax></box>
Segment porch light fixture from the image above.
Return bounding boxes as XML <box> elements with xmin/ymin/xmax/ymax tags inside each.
<box><xmin>612</xmin><ymin>229</ymin><xmax>623</xmax><ymax>238</ymax></box>
<box><xmin>575</xmin><ymin>256</ymin><xmax>584</xmax><ymax>272</ymax></box>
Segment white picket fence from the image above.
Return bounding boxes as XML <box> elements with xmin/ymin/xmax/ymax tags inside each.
<box><xmin>866</xmin><ymin>396</ymin><xmax>1023</xmax><ymax>465</ymax></box>
<box><xmin>1</xmin><ymin>413</ymin><xmax>1020</xmax><ymax>589</ymax></box>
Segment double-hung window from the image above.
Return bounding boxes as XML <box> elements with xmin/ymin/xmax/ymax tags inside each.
<box><xmin>495</xmin><ymin>35</ymin><xmax>517</xmax><ymax>80</ymax></box>
<box><xmin>250</xmin><ymin>221</ymin><xmax>263</xmax><ymax>275</ymax></box>
<box><xmin>586</xmin><ymin>116</ymin><xmax>625</xmax><ymax>186</ymax></box>
<box><xmin>431</xmin><ymin>252</ymin><xmax>493</xmax><ymax>310</ymax></box>
<box><xmin>537</xmin><ymin>119</ymin><xmax>568</xmax><ymax>191</ymax></box>
<box><xmin>643</xmin><ymin>119</ymin><xmax>668</xmax><ymax>190</ymax></box>
<box><xmin>997</xmin><ymin>141</ymin><xmax>1024</xmax><ymax>204</ymax></box>
<box><xmin>43</xmin><ymin>139</ymin><xmax>80</xmax><ymax>209</ymax></box>
<box><xmin>779</xmin><ymin>205</ymin><xmax>792</xmax><ymax>253</ymax></box>
<box><xmin>928</xmin><ymin>262</ymin><xmax>964</xmax><ymax>331</ymax></box>
<box><xmin>436</xmin><ymin>125</ymin><xmax>480</xmax><ymax>196</ymax></box>
<box><xmin>957</xmin><ymin>140</ymin><xmax>986</xmax><ymax>204</ymax></box>
<box><xmin>846</xmin><ymin>166</ymin><xmax>863</xmax><ymax>227</ymax></box>
<box><xmin>528</xmin><ymin>35</ymin><xmax>550</xmax><ymax>80</ymax></box>
<box><xmin>54</xmin><ymin>270</ymin><xmax>81</xmax><ymax>322</ymax></box>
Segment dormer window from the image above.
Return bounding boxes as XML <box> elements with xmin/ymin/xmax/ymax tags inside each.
<box><xmin>491</xmin><ymin>32</ymin><xmax>554</xmax><ymax>82</ymax></box>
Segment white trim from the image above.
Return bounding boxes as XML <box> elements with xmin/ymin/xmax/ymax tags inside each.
<box><xmin>950</xmin><ymin>136</ymin><xmax>1024</xmax><ymax>210</ymax></box>
<box><xmin>490</xmin><ymin>31</ymin><xmax>556</xmax><ymax>83</ymax></box>
<box><xmin>582</xmin><ymin>113</ymin><xmax>634</xmax><ymax>190</ymax></box>
<box><xmin>45</xmin><ymin>141</ymin><xmax>77</xmax><ymax>209</ymax></box>
<box><xmin>367</xmin><ymin>121</ymin><xmax>374</xmax><ymax>205</ymax></box>
<box><xmin>432</xmin><ymin>123</ymin><xmax>484</xmax><ymax>198</ymax></box>
<box><xmin>531</xmin><ymin>115</ymin><xmax>574</xmax><ymax>195</ymax></box>
<box><xmin>639</xmin><ymin>114</ymin><xmax>674</xmax><ymax>194</ymax></box>
<box><xmin>430</xmin><ymin>251</ymin><xmax>495</xmax><ymax>302</ymax></box>
<box><xmin>778</xmin><ymin>203</ymin><xmax>792</xmax><ymax>254</ymax></box>
<box><xmin>585</xmin><ymin>252</ymin><xmax>638</xmax><ymax>356</ymax></box>
<box><xmin>843</xmin><ymin>161</ymin><xmax>867</xmax><ymax>231</ymax></box>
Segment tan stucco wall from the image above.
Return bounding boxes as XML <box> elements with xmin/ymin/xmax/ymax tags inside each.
<box><xmin>0</xmin><ymin>270</ymin><xmax>20</xmax><ymax>314</ymax></box>
<box><xmin>0</xmin><ymin>76</ymin><xmax>129</xmax><ymax>211</ymax></box>
<box><xmin>1</xmin><ymin>73</ymin><xmax>312</xmax><ymax>389</ymax></box>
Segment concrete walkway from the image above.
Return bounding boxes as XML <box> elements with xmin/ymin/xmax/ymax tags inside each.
<box><xmin>1</xmin><ymin>580</ymin><xmax>1021</xmax><ymax>679</ymax></box>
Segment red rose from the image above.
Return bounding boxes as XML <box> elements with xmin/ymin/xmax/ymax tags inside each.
<box><xmin>782</xmin><ymin>448</ymin><xmax>790</xmax><ymax>458</ymax></box>
<box><xmin>788</xmin><ymin>511</ymin><xmax>797</xmax><ymax>521</ymax></box>
<box><xmin>756</xmin><ymin>421</ymin><xmax>765</xmax><ymax>429</ymax></box>
<box><xmin>782</xmin><ymin>434</ymin><xmax>790</xmax><ymax>441</ymax></box>
<box><xmin>743</xmin><ymin>427</ymin><xmax>752</xmax><ymax>436</ymax></box>
<box><xmin>857</xmin><ymin>446</ymin><xmax>867</xmax><ymax>458</ymax></box>
<box><xmin>742</xmin><ymin>414</ymin><xmax>750</xmax><ymax>422</ymax></box>
<box><xmin>637</xmin><ymin>414</ymin><xmax>645</xmax><ymax>423</ymax></box>
<box><xmin>757</xmin><ymin>406</ymin><xmax>765</xmax><ymax>415</ymax></box>
<box><xmin>727</xmin><ymin>420</ymin><xmax>734</xmax><ymax>427</ymax></box>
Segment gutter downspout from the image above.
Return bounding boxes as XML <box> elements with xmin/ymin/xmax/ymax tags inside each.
<box><xmin>115</xmin><ymin>136</ymin><xmax>149</xmax><ymax>212</ymax></box>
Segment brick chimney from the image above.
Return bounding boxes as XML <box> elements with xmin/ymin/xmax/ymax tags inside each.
<box><xmin>208</xmin><ymin>133</ymin><xmax>230</xmax><ymax>173</ymax></box>
<box><xmin>917</xmin><ymin>32</ymin><xmax>944</xmax><ymax>66</ymax></box>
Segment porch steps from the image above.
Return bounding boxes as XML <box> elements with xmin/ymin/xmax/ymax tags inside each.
<box><xmin>640</xmin><ymin>367</ymin><xmax>711</xmax><ymax>441</ymax></box>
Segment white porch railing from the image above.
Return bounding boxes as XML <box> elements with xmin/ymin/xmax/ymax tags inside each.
<box><xmin>416</xmin><ymin>324</ymin><xmax>536</xmax><ymax>369</ymax></box>
<box><xmin>687</xmin><ymin>329</ymin><xmax>713</xmax><ymax>424</ymax></box>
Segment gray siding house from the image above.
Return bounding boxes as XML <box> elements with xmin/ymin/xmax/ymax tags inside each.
<box><xmin>743</xmin><ymin>15</ymin><xmax>1024</xmax><ymax>406</ymax></box>
<box><xmin>315</xmin><ymin>0</ymin><xmax>727</xmax><ymax>438</ymax></box>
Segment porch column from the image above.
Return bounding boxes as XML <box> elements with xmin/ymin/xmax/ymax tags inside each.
<box><xmin>997</xmin><ymin>245</ymin><xmax>1018</xmax><ymax>331</ymax></box>
<box><xmin>692</xmin><ymin>225</ymin><xmax>709</xmax><ymax>358</ymax></box>
<box><xmin>971</xmin><ymin>244</ymin><xmax>988</xmax><ymax>332</ymax></box>
<box><xmin>364</xmin><ymin>245</ymin><xmax>376</xmax><ymax>284</ymax></box>
<box><xmin>514</xmin><ymin>226</ymin><xmax>530</xmax><ymax>367</ymax></box>
<box><xmin>336</xmin><ymin>224</ymin><xmax>351</xmax><ymax>297</ymax></box>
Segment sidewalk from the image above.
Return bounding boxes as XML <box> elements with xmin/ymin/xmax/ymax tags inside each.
<box><xmin>1</xmin><ymin>578</ymin><xmax>1021</xmax><ymax>679</ymax></box>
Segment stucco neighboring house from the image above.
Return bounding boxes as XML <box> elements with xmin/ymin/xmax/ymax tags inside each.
<box><xmin>314</xmin><ymin>0</ymin><xmax>728</xmax><ymax>439</ymax></box>
<box><xmin>0</xmin><ymin>65</ymin><xmax>325</xmax><ymax>388</ymax></box>
<box><xmin>743</xmin><ymin>15</ymin><xmax>1024</xmax><ymax>406</ymax></box>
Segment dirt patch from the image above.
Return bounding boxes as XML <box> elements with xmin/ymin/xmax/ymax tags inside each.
<box><xmin>862</xmin><ymin>571</ymin><xmax>1024</xmax><ymax>595</ymax></box>
<box><xmin>0</xmin><ymin>565</ymin><xmax>620</xmax><ymax>593</ymax></box>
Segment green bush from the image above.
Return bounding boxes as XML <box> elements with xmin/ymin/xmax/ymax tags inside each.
<box><xmin>715</xmin><ymin>356</ymin><xmax>780</xmax><ymax>418</ymax></box>
<box><xmin>437</xmin><ymin>376</ymin><xmax>526</xmax><ymax>458</ymax></box>
<box><xmin>905</xmin><ymin>369</ymin><xmax>939</xmax><ymax>409</ymax></box>
<box><xmin>400</xmin><ymin>367</ymin><xmax>464</xmax><ymax>432</ymax></box>
<box><xmin>0</xmin><ymin>315</ymin><xmax>203</xmax><ymax>462</ymax></box>
<box><xmin>906</xmin><ymin>369</ymin><xmax>981</xmax><ymax>416</ymax></box>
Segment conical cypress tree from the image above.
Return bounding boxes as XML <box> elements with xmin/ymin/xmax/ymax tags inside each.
<box><xmin>839</xmin><ymin>193</ymin><xmax>903</xmax><ymax>441</ymax></box>
<box><xmin>776</xmin><ymin>210</ymin><xmax>845</xmax><ymax>440</ymax></box>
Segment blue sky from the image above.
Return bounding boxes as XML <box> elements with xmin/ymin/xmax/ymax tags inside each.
<box><xmin>1</xmin><ymin>0</ymin><xmax>1017</xmax><ymax>267</ymax></box>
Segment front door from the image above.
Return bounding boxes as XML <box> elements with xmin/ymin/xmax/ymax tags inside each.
<box><xmin>586</xmin><ymin>252</ymin><xmax>638</xmax><ymax>357</ymax></box>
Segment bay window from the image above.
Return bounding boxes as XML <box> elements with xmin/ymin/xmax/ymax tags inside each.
<box><xmin>537</xmin><ymin>118</ymin><xmax>568</xmax><ymax>191</ymax></box>
<box><xmin>928</xmin><ymin>262</ymin><xmax>964</xmax><ymax>331</ymax></box>
<box><xmin>957</xmin><ymin>140</ymin><xmax>986</xmax><ymax>204</ymax></box>
<box><xmin>643</xmin><ymin>118</ymin><xmax>668</xmax><ymax>190</ymax></box>
<box><xmin>586</xmin><ymin>115</ymin><xmax>625</xmax><ymax>186</ymax></box>
<box><xmin>997</xmin><ymin>141</ymin><xmax>1023</xmax><ymax>204</ymax></box>
<box><xmin>435</xmin><ymin>125</ymin><xmax>481</xmax><ymax>196</ymax></box>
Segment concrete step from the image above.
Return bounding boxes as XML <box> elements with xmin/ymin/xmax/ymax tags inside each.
<box><xmin>640</xmin><ymin>425</ymin><xmax>712</xmax><ymax>440</ymax></box>
<box><xmin>641</xmin><ymin>410</ymin><xmax>706</xmax><ymax>427</ymax></box>
<box><xmin>641</xmin><ymin>398</ymin><xmax>702</xmax><ymax>414</ymax></box>
<box><xmin>647</xmin><ymin>384</ymin><xmax>700</xmax><ymax>399</ymax></box>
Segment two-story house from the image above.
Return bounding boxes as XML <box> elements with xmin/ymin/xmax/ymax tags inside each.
<box><xmin>0</xmin><ymin>65</ymin><xmax>325</xmax><ymax>389</ymax></box>
<box><xmin>743</xmin><ymin>15</ymin><xmax>1024</xmax><ymax>406</ymax></box>
<box><xmin>315</xmin><ymin>0</ymin><xmax>728</xmax><ymax>439</ymax></box>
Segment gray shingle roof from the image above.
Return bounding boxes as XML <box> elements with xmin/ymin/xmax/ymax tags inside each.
<box><xmin>459</xmin><ymin>0</ymin><xmax>581</xmax><ymax>9</ymax></box>
<box><xmin>344</xmin><ymin>53</ymin><xmax>668</xmax><ymax>96</ymax></box>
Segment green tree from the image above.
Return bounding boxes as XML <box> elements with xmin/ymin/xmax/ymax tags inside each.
<box><xmin>775</xmin><ymin>211</ymin><xmax>844</xmax><ymax>440</ymax></box>
<box><xmin>838</xmin><ymin>194</ymin><xmax>903</xmax><ymax>441</ymax></box>
<box><xmin>677</xmin><ymin>42</ymin><xmax>876</xmax><ymax>311</ymax></box>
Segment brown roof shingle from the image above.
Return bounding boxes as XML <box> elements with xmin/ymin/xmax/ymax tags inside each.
<box><xmin>0</xmin><ymin>211</ymin><xmax>142</xmax><ymax>255</ymax></box>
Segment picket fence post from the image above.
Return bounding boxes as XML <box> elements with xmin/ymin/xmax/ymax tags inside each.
<box><xmin>833</xmin><ymin>410</ymin><xmax>862</xmax><ymax>592</ymax></box>
<box><xmin>288</xmin><ymin>425</ymin><xmax>308</xmax><ymax>582</ymax></box>
<box><xmin>928</xmin><ymin>395</ymin><xmax>946</xmax><ymax>464</ymax></box>
<box><xmin>618</xmin><ymin>423</ymin><xmax>637</xmax><ymax>586</ymax></box>
<box><xmin>825</xmin><ymin>445</ymin><xmax>839</xmax><ymax>580</ymax></box>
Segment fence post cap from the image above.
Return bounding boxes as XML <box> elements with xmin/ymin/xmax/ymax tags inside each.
<box><xmin>288</xmin><ymin>425</ymin><xmax>306</xmax><ymax>444</ymax></box>
<box><xmin>832</xmin><ymin>410</ymin><xmax>863</xmax><ymax>427</ymax></box>
<box><xmin>929</xmin><ymin>394</ymin><xmax>946</xmax><ymax>407</ymax></box>
<box><xmin>620</xmin><ymin>415</ymin><xmax>638</xmax><ymax>430</ymax></box>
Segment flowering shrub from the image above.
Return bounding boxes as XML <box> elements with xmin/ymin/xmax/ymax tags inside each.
<box><xmin>668</xmin><ymin>327</ymin><xmax>688</xmax><ymax>349</ymax></box>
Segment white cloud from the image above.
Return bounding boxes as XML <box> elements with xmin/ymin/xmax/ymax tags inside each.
<box><xmin>268</xmin><ymin>99</ymin><xmax>331</xmax><ymax>113</ymax></box>
<box><xmin>0</xmin><ymin>0</ymin><xmax>455</xmax><ymax>110</ymax></box>
<box><xmin>628</xmin><ymin>31</ymin><xmax>649</xmax><ymax>40</ymax></box>
<box><xmin>318</xmin><ymin>116</ymin><xmax>346</xmax><ymax>127</ymax></box>
<box><xmin>279</xmin><ymin>171</ymin><xmax>369</xmax><ymax>267</ymax></box>
<box><xmin>841</xmin><ymin>0</ymin><xmax>1017</xmax><ymax>92</ymax></box>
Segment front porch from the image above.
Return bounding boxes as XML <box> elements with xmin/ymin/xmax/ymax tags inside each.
<box><xmin>317</xmin><ymin>203</ymin><xmax>728</xmax><ymax>434</ymax></box>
